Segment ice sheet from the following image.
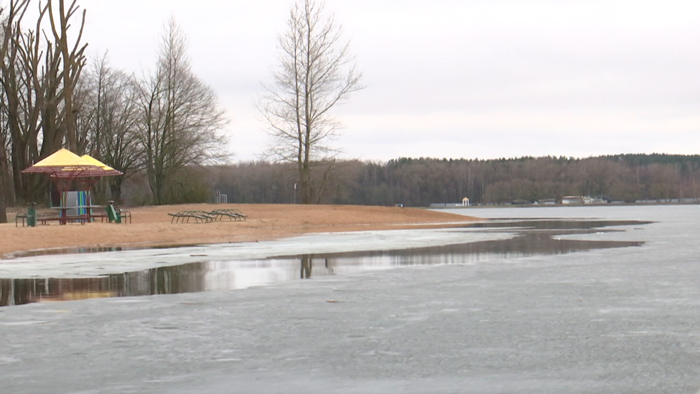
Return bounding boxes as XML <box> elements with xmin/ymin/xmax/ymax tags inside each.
<box><xmin>2</xmin><ymin>205</ymin><xmax>699</xmax><ymax>393</ymax></box>
<box><xmin>0</xmin><ymin>227</ymin><xmax>513</xmax><ymax>279</ymax></box>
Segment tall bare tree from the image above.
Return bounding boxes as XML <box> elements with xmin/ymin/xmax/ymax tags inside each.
<box><xmin>0</xmin><ymin>0</ymin><xmax>29</xmax><ymax>223</ymax></box>
<box><xmin>0</xmin><ymin>115</ymin><xmax>8</xmax><ymax>222</ymax></box>
<box><xmin>0</xmin><ymin>0</ymin><xmax>87</xmax><ymax>205</ymax></box>
<box><xmin>75</xmin><ymin>53</ymin><xmax>143</xmax><ymax>202</ymax></box>
<box><xmin>258</xmin><ymin>0</ymin><xmax>362</xmax><ymax>204</ymax></box>
<box><xmin>0</xmin><ymin>103</ymin><xmax>9</xmax><ymax>222</ymax></box>
<box><xmin>0</xmin><ymin>0</ymin><xmax>31</xmax><ymax>210</ymax></box>
<box><xmin>0</xmin><ymin>0</ymin><xmax>33</xmax><ymax>221</ymax></box>
<box><xmin>138</xmin><ymin>19</ymin><xmax>227</xmax><ymax>205</ymax></box>
<box><xmin>48</xmin><ymin>0</ymin><xmax>87</xmax><ymax>152</ymax></box>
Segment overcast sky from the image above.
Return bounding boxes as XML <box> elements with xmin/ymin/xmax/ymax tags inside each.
<box><xmin>76</xmin><ymin>0</ymin><xmax>700</xmax><ymax>162</ymax></box>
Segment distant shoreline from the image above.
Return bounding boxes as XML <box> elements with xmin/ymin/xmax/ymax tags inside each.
<box><xmin>430</xmin><ymin>201</ymin><xmax>700</xmax><ymax>209</ymax></box>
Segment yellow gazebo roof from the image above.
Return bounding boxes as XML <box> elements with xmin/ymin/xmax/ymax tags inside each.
<box><xmin>26</xmin><ymin>148</ymin><xmax>94</xmax><ymax>168</ymax></box>
<box><xmin>81</xmin><ymin>155</ymin><xmax>122</xmax><ymax>175</ymax></box>
<box><xmin>22</xmin><ymin>149</ymin><xmax>123</xmax><ymax>177</ymax></box>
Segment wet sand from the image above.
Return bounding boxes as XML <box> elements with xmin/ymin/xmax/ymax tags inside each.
<box><xmin>0</xmin><ymin>204</ymin><xmax>476</xmax><ymax>258</ymax></box>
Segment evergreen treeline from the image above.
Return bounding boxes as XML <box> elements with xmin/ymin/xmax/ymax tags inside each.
<box><xmin>204</xmin><ymin>154</ymin><xmax>700</xmax><ymax>207</ymax></box>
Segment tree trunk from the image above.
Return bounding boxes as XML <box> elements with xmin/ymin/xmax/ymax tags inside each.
<box><xmin>108</xmin><ymin>177</ymin><xmax>124</xmax><ymax>204</ymax></box>
<box><xmin>299</xmin><ymin>159</ymin><xmax>312</xmax><ymax>204</ymax></box>
<box><xmin>0</xmin><ymin>160</ymin><xmax>7</xmax><ymax>222</ymax></box>
<box><xmin>10</xmin><ymin>136</ymin><xmax>27</xmax><ymax>203</ymax></box>
<box><xmin>0</xmin><ymin>187</ymin><xmax>7</xmax><ymax>223</ymax></box>
<box><xmin>0</xmin><ymin>133</ymin><xmax>11</xmax><ymax>223</ymax></box>
<box><xmin>50</xmin><ymin>0</ymin><xmax>87</xmax><ymax>152</ymax></box>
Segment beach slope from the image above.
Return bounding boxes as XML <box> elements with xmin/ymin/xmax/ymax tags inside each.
<box><xmin>1</xmin><ymin>204</ymin><xmax>476</xmax><ymax>257</ymax></box>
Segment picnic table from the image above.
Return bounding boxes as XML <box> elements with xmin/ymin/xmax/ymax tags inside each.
<box><xmin>48</xmin><ymin>205</ymin><xmax>104</xmax><ymax>225</ymax></box>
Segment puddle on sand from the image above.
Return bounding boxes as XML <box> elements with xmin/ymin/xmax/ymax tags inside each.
<box><xmin>0</xmin><ymin>219</ymin><xmax>649</xmax><ymax>307</ymax></box>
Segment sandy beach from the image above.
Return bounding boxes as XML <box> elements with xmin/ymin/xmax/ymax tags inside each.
<box><xmin>0</xmin><ymin>204</ymin><xmax>476</xmax><ymax>258</ymax></box>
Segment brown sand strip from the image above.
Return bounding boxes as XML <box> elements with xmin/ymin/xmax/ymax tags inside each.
<box><xmin>0</xmin><ymin>204</ymin><xmax>477</xmax><ymax>258</ymax></box>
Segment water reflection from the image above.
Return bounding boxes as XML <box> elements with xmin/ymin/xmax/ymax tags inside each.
<box><xmin>0</xmin><ymin>219</ymin><xmax>648</xmax><ymax>307</ymax></box>
<box><xmin>301</xmin><ymin>255</ymin><xmax>312</xmax><ymax>279</ymax></box>
<box><xmin>0</xmin><ymin>263</ymin><xmax>206</xmax><ymax>306</ymax></box>
<box><xmin>460</xmin><ymin>219</ymin><xmax>650</xmax><ymax>230</ymax></box>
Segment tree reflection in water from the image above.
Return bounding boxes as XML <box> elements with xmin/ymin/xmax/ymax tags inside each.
<box><xmin>0</xmin><ymin>262</ymin><xmax>207</xmax><ymax>307</ymax></box>
<box><xmin>299</xmin><ymin>255</ymin><xmax>332</xmax><ymax>279</ymax></box>
<box><xmin>0</xmin><ymin>219</ymin><xmax>649</xmax><ymax>307</ymax></box>
<box><xmin>300</xmin><ymin>255</ymin><xmax>312</xmax><ymax>279</ymax></box>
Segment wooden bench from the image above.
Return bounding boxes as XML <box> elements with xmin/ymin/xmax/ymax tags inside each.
<box><xmin>15</xmin><ymin>213</ymin><xmax>28</xmax><ymax>227</ymax></box>
<box><xmin>37</xmin><ymin>215</ymin><xmax>88</xmax><ymax>225</ymax></box>
<box><xmin>86</xmin><ymin>206</ymin><xmax>131</xmax><ymax>224</ymax></box>
<box><xmin>118</xmin><ymin>209</ymin><xmax>131</xmax><ymax>224</ymax></box>
<box><xmin>89</xmin><ymin>208</ymin><xmax>110</xmax><ymax>222</ymax></box>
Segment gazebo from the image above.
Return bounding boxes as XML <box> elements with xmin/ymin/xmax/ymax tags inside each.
<box><xmin>22</xmin><ymin>148</ymin><xmax>122</xmax><ymax>177</ymax></box>
<box><xmin>21</xmin><ymin>148</ymin><xmax>123</xmax><ymax>224</ymax></box>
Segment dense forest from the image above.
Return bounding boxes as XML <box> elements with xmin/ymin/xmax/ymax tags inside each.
<box><xmin>127</xmin><ymin>154</ymin><xmax>700</xmax><ymax>208</ymax></box>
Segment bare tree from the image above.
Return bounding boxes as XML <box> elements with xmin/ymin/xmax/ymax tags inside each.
<box><xmin>0</xmin><ymin>0</ymin><xmax>31</xmax><ymax>207</ymax></box>
<box><xmin>258</xmin><ymin>0</ymin><xmax>362</xmax><ymax>204</ymax></box>
<box><xmin>138</xmin><ymin>19</ymin><xmax>227</xmax><ymax>205</ymax></box>
<box><xmin>0</xmin><ymin>0</ymin><xmax>87</xmax><ymax>205</ymax></box>
<box><xmin>48</xmin><ymin>0</ymin><xmax>87</xmax><ymax>152</ymax></box>
<box><xmin>0</xmin><ymin>0</ymin><xmax>31</xmax><ymax>221</ymax></box>
<box><xmin>0</xmin><ymin>107</ymin><xmax>8</xmax><ymax>222</ymax></box>
<box><xmin>75</xmin><ymin>53</ymin><xmax>143</xmax><ymax>202</ymax></box>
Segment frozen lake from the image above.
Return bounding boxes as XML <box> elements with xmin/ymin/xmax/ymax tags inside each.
<box><xmin>1</xmin><ymin>216</ymin><xmax>646</xmax><ymax>306</ymax></box>
<box><xmin>1</xmin><ymin>205</ymin><xmax>699</xmax><ymax>393</ymax></box>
